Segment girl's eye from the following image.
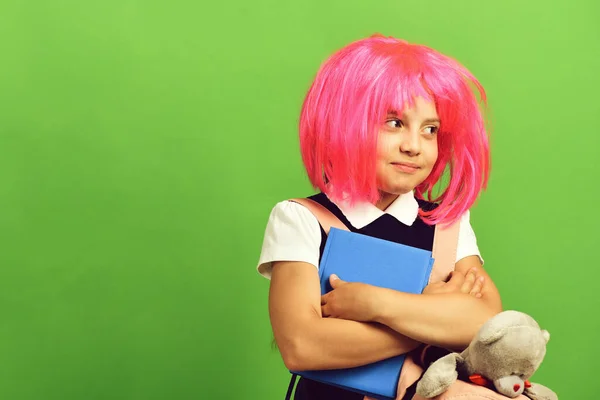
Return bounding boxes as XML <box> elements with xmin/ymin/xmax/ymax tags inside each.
<box><xmin>424</xmin><ymin>126</ymin><xmax>439</xmax><ymax>135</ymax></box>
<box><xmin>385</xmin><ymin>119</ymin><xmax>403</xmax><ymax>129</ymax></box>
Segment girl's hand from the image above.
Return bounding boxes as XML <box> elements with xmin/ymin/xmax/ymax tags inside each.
<box><xmin>422</xmin><ymin>267</ymin><xmax>484</xmax><ymax>297</ymax></box>
<box><xmin>321</xmin><ymin>275</ymin><xmax>381</xmax><ymax>322</ymax></box>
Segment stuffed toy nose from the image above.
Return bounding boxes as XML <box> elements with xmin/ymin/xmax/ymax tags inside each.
<box><xmin>494</xmin><ymin>376</ymin><xmax>525</xmax><ymax>398</ymax></box>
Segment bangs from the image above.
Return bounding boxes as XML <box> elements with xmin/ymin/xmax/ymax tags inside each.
<box><xmin>371</xmin><ymin>52</ymin><xmax>453</xmax><ymax>127</ymax></box>
<box><xmin>385</xmin><ymin>79</ymin><xmax>433</xmax><ymax>117</ymax></box>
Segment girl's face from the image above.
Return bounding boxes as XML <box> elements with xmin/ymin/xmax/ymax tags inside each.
<box><xmin>375</xmin><ymin>96</ymin><xmax>439</xmax><ymax>209</ymax></box>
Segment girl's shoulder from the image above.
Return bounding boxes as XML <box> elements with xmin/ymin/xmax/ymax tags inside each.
<box><xmin>264</xmin><ymin>198</ymin><xmax>322</xmax><ymax>235</ymax></box>
<box><xmin>257</xmin><ymin>199</ymin><xmax>323</xmax><ymax>279</ymax></box>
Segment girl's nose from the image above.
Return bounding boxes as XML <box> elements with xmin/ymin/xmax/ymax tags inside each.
<box><xmin>399</xmin><ymin>130</ymin><xmax>421</xmax><ymax>156</ymax></box>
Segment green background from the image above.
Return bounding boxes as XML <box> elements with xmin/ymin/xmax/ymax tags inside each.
<box><xmin>0</xmin><ymin>0</ymin><xmax>597</xmax><ymax>398</ymax></box>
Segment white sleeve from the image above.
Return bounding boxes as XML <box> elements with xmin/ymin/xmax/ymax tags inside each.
<box><xmin>455</xmin><ymin>210</ymin><xmax>484</xmax><ymax>264</ymax></box>
<box><xmin>256</xmin><ymin>200</ymin><xmax>322</xmax><ymax>280</ymax></box>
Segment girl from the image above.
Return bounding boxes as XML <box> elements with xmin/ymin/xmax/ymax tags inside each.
<box><xmin>256</xmin><ymin>34</ymin><xmax>502</xmax><ymax>400</ymax></box>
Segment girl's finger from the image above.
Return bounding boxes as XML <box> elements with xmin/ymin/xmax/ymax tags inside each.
<box><xmin>470</xmin><ymin>276</ymin><xmax>485</xmax><ymax>297</ymax></box>
<box><xmin>460</xmin><ymin>268</ymin><xmax>477</xmax><ymax>293</ymax></box>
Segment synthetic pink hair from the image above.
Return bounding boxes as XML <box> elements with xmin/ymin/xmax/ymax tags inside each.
<box><xmin>299</xmin><ymin>34</ymin><xmax>490</xmax><ymax>226</ymax></box>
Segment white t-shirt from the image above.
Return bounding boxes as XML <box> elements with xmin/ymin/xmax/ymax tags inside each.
<box><xmin>257</xmin><ymin>192</ymin><xmax>482</xmax><ymax>279</ymax></box>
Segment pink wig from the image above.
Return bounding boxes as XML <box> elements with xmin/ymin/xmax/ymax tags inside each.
<box><xmin>299</xmin><ymin>34</ymin><xmax>490</xmax><ymax>226</ymax></box>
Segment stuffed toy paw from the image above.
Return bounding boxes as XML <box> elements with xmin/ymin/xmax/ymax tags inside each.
<box><xmin>524</xmin><ymin>383</ymin><xmax>559</xmax><ymax>400</ymax></box>
<box><xmin>415</xmin><ymin>353</ymin><xmax>460</xmax><ymax>398</ymax></box>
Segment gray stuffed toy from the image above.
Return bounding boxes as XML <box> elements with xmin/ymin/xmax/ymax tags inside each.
<box><xmin>416</xmin><ymin>310</ymin><xmax>557</xmax><ymax>400</ymax></box>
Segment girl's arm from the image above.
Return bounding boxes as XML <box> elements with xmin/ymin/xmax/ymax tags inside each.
<box><xmin>269</xmin><ymin>260</ymin><xmax>421</xmax><ymax>371</ymax></box>
<box><xmin>375</xmin><ymin>255</ymin><xmax>501</xmax><ymax>349</ymax></box>
<box><xmin>322</xmin><ymin>256</ymin><xmax>502</xmax><ymax>351</ymax></box>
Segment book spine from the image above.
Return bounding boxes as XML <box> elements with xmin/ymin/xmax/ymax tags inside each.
<box><xmin>422</xmin><ymin>258</ymin><xmax>435</xmax><ymax>292</ymax></box>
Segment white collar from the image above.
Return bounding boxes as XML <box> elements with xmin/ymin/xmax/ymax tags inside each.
<box><xmin>334</xmin><ymin>191</ymin><xmax>420</xmax><ymax>229</ymax></box>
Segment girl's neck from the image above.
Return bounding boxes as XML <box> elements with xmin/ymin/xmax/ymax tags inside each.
<box><xmin>375</xmin><ymin>192</ymin><xmax>399</xmax><ymax>211</ymax></box>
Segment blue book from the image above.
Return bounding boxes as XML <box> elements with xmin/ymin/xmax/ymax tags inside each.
<box><xmin>291</xmin><ymin>227</ymin><xmax>435</xmax><ymax>400</ymax></box>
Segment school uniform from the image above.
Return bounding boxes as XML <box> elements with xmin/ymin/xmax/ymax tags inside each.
<box><xmin>257</xmin><ymin>191</ymin><xmax>482</xmax><ymax>399</ymax></box>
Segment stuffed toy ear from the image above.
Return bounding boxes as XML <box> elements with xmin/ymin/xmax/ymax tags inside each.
<box><xmin>542</xmin><ymin>330</ymin><xmax>550</xmax><ymax>343</ymax></box>
<box><xmin>478</xmin><ymin>310</ymin><xmax>539</xmax><ymax>345</ymax></box>
<box><xmin>478</xmin><ymin>327</ymin><xmax>506</xmax><ymax>345</ymax></box>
